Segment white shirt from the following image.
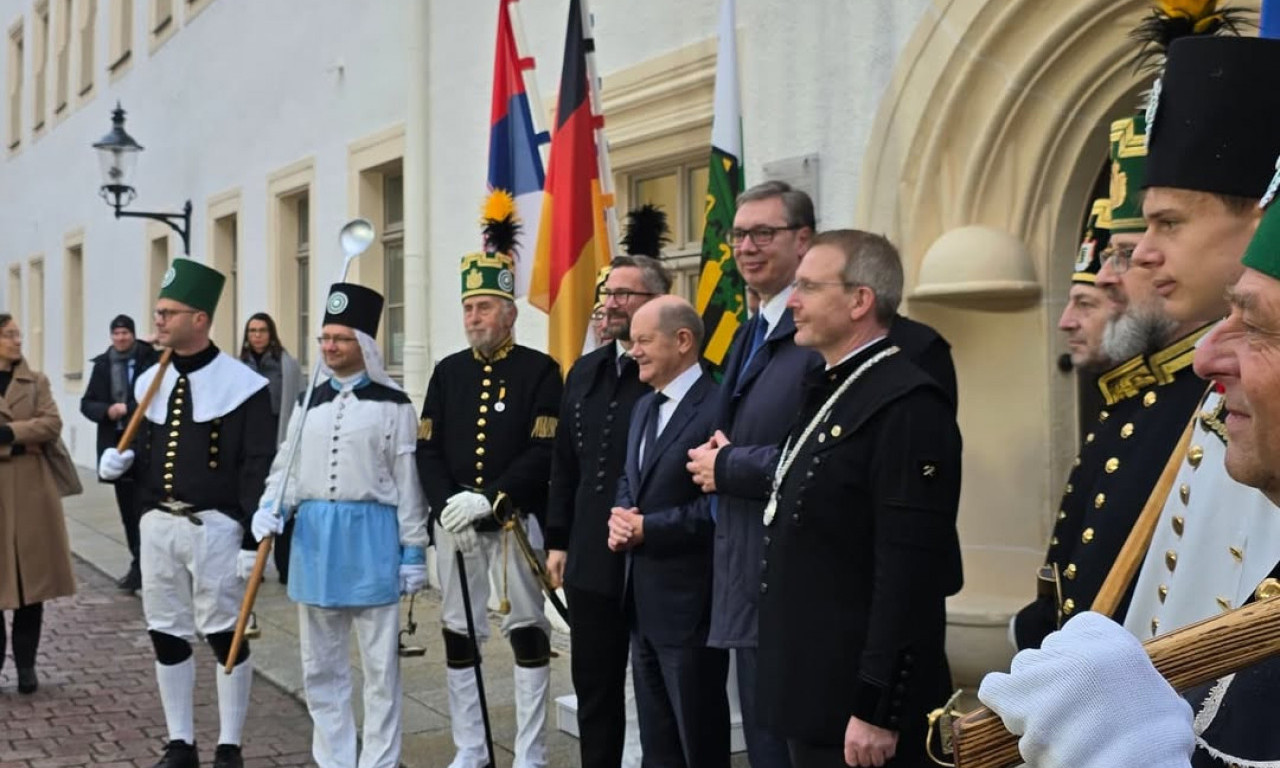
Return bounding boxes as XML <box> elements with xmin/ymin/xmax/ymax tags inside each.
<box><xmin>758</xmin><ymin>284</ymin><xmax>794</xmax><ymax>341</ymax></box>
<box><xmin>826</xmin><ymin>334</ymin><xmax>889</xmax><ymax>371</ymax></box>
<box><xmin>639</xmin><ymin>361</ymin><xmax>703</xmax><ymax>465</ymax></box>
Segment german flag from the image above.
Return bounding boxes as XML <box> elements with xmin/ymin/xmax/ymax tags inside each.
<box><xmin>528</xmin><ymin>0</ymin><xmax>611</xmax><ymax>374</ymax></box>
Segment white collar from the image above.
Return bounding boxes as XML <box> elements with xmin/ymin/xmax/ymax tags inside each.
<box><xmin>136</xmin><ymin>352</ymin><xmax>268</xmax><ymax>423</ymax></box>
<box><xmin>656</xmin><ymin>361</ymin><xmax>703</xmax><ymax>406</ymax></box>
<box><xmin>758</xmin><ymin>284</ymin><xmax>793</xmax><ymax>336</ymax></box>
<box><xmin>826</xmin><ymin>334</ymin><xmax>889</xmax><ymax>371</ymax></box>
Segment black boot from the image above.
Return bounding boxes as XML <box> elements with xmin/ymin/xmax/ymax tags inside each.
<box><xmin>212</xmin><ymin>744</ymin><xmax>242</xmax><ymax>768</ymax></box>
<box><xmin>152</xmin><ymin>740</ymin><xmax>199</xmax><ymax>768</ymax></box>
<box><xmin>16</xmin><ymin>667</ymin><xmax>36</xmax><ymax>694</ymax></box>
<box><xmin>117</xmin><ymin>563</ymin><xmax>142</xmax><ymax>592</ymax></box>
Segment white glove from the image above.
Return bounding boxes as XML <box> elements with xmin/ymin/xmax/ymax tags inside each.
<box><xmin>440</xmin><ymin>491</ymin><xmax>492</xmax><ymax>533</ymax></box>
<box><xmin>978</xmin><ymin>611</ymin><xmax>1194</xmax><ymax>768</ymax></box>
<box><xmin>251</xmin><ymin>505</ymin><xmax>286</xmax><ymax>542</ymax></box>
<box><xmin>98</xmin><ymin>448</ymin><xmax>135</xmax><ymax>481</ymax></box>
<box><xmin>449</xmin><ymin>525</ymin><xmax>479</xmax><ymax>556</ymax></box>
<box><xmin>236</xmin><ymin>550</ymin><xmax>258</xmax><ymax>582</ymax></box>
<box><xmin>399</xmin><ymin>564</ymin><xmax>427</xmax><ymax>594</ymax></box>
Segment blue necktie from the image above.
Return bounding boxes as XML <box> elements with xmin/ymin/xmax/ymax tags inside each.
<box><xmin>741</xmin><ymin>316</ymin><xmax>770</xmax><ymax>374</ymax></box>
<box><xmin>641</xmin><ymin>392</ymin><xmax>669</xmax><ymax>471</ymax></box>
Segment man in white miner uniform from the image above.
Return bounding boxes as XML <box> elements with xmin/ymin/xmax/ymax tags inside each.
<box><xmin>252</xmin><ymin>282</ymin><xmax>429</xmax><ymax>768</ymax></box>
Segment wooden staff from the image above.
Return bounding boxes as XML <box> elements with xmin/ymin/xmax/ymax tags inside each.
<box><xmin>226</xmin><ymin>540</ymin><xmax>273</xmax><ymax>673</ymax></box>
<box><xmin>117</xmin><ymin>347</ymin><xmax>173</xmax><ymax>452</ymax></box>
<box><xmin>951</xmin><ymin>594</ymin><xmax>1280</xmax><ymax>768</ymax></box>
<box><xmin>1091</xmin><ymin>412</ymin><xmax>1197</xmax><ymax>615</ymax></box>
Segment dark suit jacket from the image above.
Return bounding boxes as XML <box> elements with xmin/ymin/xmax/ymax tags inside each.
<box><xmin>616</xmin><ymin>369</ymin><xmax>718</xmax><ymax>648</ymax></box>
<box><xmin>79</xmin><ymin>342</ymin><xmax>161</xmax><ymax>478</ymax></box>
<box><xmin>545</xmin><ymin>343</ymin><xmax>649</xmax><ymax>598</ymax></box>
<box><xmin>756</xmin><ymin>339</ymin><xmax>962</xmax><ymax>758</ymax></box>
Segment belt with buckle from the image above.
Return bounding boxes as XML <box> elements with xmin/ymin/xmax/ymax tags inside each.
<box><xmin>157</xmin><ymin>499</ymin><xmax>204</xmax><ymax>526</ymax></box>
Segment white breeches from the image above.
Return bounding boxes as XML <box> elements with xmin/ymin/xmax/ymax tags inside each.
<box><xmin>140</xmin><ymin>509</ymin><xmax>244</xmax><ymax>640</ymax></box>
<box><xmin>434</xmin><ymin>518</ymin><xmax>551</xmax><ymax>641</ymax></box>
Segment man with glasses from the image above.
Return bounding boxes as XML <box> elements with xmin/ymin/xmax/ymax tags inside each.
<box><xmin>416</xmin><ymin>200</ymin><xmax>563</xmax><ymax>768</ymax></box>
<box><xmin>545</xmin><ymin>205</ymin><xmax>672</xmax><ymax>768</ymax></box>
<box><xmin>97</xmin><ymin>259</ymin><xmax>274</xmax><ymax>768</ymax></box>
<box><xmin>686</xmin><ymin>181</ymin><xmax>956</xmax><ymax>768</ymax></box>
<box><xmin>251</xmin><ymin>283</ymin><xmax>428</xmax><ymax>768</ymax></box>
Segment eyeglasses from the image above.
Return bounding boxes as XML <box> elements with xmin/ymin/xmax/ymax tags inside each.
<box><xmin>316</xmin><ymin>335</ymin><xmax>359</xmax><ymax>345</ymax></box>
<box><xmin>153</xmin><ymin>309</ymin><xmax>198</xmax><ymax>321</ymax></box>
<box><xmin>598</xmin><ymin>288</ymin><xmax>656</xmax><ymax>302</ymax></box>
<box><xmin>1103</xmin><ymin>243</ymin><xmax>1137</xmax><ymax>275</ymax></box>
<box><xmin>730</xmin><ymin>225</ymin><xmax>801</xmax><ymax>247</ymax></box>
<box><xmin>246</xmin><ymin>328</ymin><xmax>270</xmax><ymax>334</ymax></box>
<box><xmin>0</xmin><ymin>330</ymin><xmax>21</xmax><ymax>341</ymax></box>
<box><xmin>790</xmin><ymin>278</ymin><xmax>858</xmax><ymax>295</ymax></box>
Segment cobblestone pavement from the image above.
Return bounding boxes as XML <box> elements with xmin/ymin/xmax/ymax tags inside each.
<box><xmin>0</xmin><ymin>558</ymin><xmax>315</xmax><ymax>768</ymax></box>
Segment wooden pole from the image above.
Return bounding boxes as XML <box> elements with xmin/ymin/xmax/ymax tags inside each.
<box><xmin>952</xmin><ymin>595</ymin><xmax>1280</xmax><ymax>768</ymax></box>
<box><xmin>116</xmin><ymin>348</ymin><xmax>172</xmax><ymax>452</ymax></box>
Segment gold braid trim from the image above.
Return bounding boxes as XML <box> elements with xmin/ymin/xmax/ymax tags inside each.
<box><xmin>1097</xmin><ymin>354</ymin><xmax>1157</xmax><ymax>405</ymax></box>
<box><xmin>472</xmin><ymin>335</ymin><xmax>515</xmax><ymax>363</ymax></box>
<box><xmin>1149</xmin><ymin>323</ymin><xmax>1213</xmax><ymax>385</ymax></box>
<box><xmin>531</xmin><ymin>415</ymin><xmax>558</xmax><ymax>440</ymax></box>
<box><xmin>417</xmin><ymin>418</ymin><xmax>433</xmax><ymax>441</ymax></box>
<box><xmin>1199</xmin><ymin>396</ymin><xmax>1229</xmax><ymax>446</ymax></box>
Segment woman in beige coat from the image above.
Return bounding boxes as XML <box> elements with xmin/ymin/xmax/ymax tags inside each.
<box><xmin>0</xmin><ymin>313</ymin><xmax>76</xmax><ymax>693</ymax></box>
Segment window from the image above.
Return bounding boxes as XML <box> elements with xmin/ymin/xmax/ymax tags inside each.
<box><xmin>77</xmin><ymin>0</ymin><xmax>94</xmax><ymax>97</ymax></box>
<box><xmin>53</xmin><ymin>0</ymin><xmax>70</xmax><ymax>114</ymax></box>
<box><xmin>207</xmin><ymin>189</ymin><xmax>240</xmax><ymax>349</ymax></box>
<box><xmin>148</xmin><ymin>0</ymin><xmax>174</xmax><ymax>51</ymax></box>
<box><xmin>184</xmin><ymin>0</ymin><xmax>214</xmax><ymax>23</ymax></box>
<box><xmin>27</xmin><ymin>258</ymin><xmax>44</xmax><ymax>372</ymax></box>
<box><xmin>64</xmin><ymin>236</ymin><xmax>84</xmax><ymax>378</ymax></box>
<box><xmin>6</xmin><ymin>21</ymin><xmax>22</xmax><ymax>150</ymax></box>
<box><xmin>382</xmin><ymin>172</ymin><xmax>404</xmax><ymax>374</ymax></box>
<box><xmin>266</xmin><ymin>158</ymin><xmax>315</xmax><ymax>368</ymax></box>
<box><xmin>146</xmin><ymin>226</ymin><xmax>170</xmax><ymax>314</ymax></box>
<box><xmin>108</xmin><ymin>0</ymin><xmax>130</xmax><ymax>73</ymax></box>
<box><xmin>623</xmin><ymin>159</ymin><xmax>709</xmax><ymax>300</ymax></box>
<box><xmin>7</xmin><ymin>264</ymin><xmax>22</xmax><ymax>329</ymax></box>
<box><xmin>32</xmin><ymin>3</ymin><xmax>48</xmax><ymax>132</ymax></box>
<box><xmin>295</xmin><ymin>194</ymin><xmax>310</xmax><ymax>367</ymax></box>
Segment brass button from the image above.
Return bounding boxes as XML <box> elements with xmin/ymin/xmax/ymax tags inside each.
<box><xmin>1158</xmin><ymin>584</ymin><xmax>1169</xmax><ymax>602</ymax></box>
<box><xmin>210</xmin><ymin>432</ymin><xmax>219</xmax><ymax>441</ymax></box>
<box><xmin>167</xmin><ymin>441</ymin><xmax>177</xmax><ymax>448</ymax></box>
<box><xmin>174</xmin><ymin>398</ymin><xmax>183</xmax><ymax>406</ymax></box>
<box><xmin>475</xmin><ymin>461</ymin><xmax>484</xmax><ymax>470</ymax></box>
<box><xmin>1057</xmin><ymin>509</ymin><xmax>1067</xmax><ymax>520</ymax></box>
<box><xmin>1120</xmin><ymin>423</ymin><xmax>1135</xmax><ymax>439</ymax></box>
<box><xmin>1144</xmin><ymin>391</ymin><xmax>1157</xmax><ymax>407</ymax></box>
<box><xmin>1151</xmin><ymin>618</ymin><xmax>1160</xmax><ymax>635</ymax></box>
<box><xmin>1230</xmin><ymin>546</ymin><xmax>1243</xmax><ymax>562</ymax></box>
<box><xmin>163</xmin><ymin>473</ymin><xmax>173</xmax><ymax>481</ymax></box>
<box><xmin>483</xmin><ymin>365</ymin><xmax>493</xmax><ymax>373</ymax></box>
<box><xmin>1104</xmin><ymin>458</ymin><xmax>1120</xmax><ymax>474</ymax></box>
<box><xmin>1216</xmin><ymin>596</ymin><xmax>1233</xmax><ymax>612</ymax></box>
<box><xmin>171</xmin><ymin>420</ymin><xmax>181</xmax><ymax>427</ymax></box>
<box><xmin>1064</xmin><ymin>564</ymin><xmax>1077</xmax><ymax>580</ymax></box>
<box><xmin>163</xmin><ymin>484</ymin><xmax>173</xmax><ymax>494</ymax></box>
<box><xmin>163</xmin><ymin>462</ymin><xmax>174</xmax><ymax>470</ymax></box>
<box><xmin>171</xmin><ymin>409</ymin><xmax>182</xmax><ymax>417</ymax></box>
<box><xmin>1172</xmin><ymin>516</ymin><xmax>1185</xmax><ymax>536</ymax></box>
<box><xmin>1179</xmin><ymin>484</ymin><xmax>1190</xmax><ymax>505</ymax></box>
<box><xmin>1255</xmin><ymin>578</ymin><xmax>1280</xmax><ymax>601</ymax></box>
<box><xmin>1073</xmin><ymin>456</ymin><xmax>1081</xmax><ymax>467</ymax></box>
<box><xmin>475</xmin><ymin>477</ymin><xmax>484</xmax><ymax>486</ymax></box>
<box><xmin>1064</xmin><ymin>483</ymin><xmax>1073</xmax><ymax>494</ymax></box>
<box><xmin>1085</xmin><ymin>432</ymin><xmax>1095</xmax><ymax>444</ymax></box>
<box><xmin>1098</xmin><ymin>410</ymin><xmax>1109</xmax><ymax>422</ymax></box>
<box><xmin>1165</xmin><ymin>550</ymin><xmax>1177</xmax><ymax>571</ymax></box>
<box><xmin>209</xmin><ymin>461</ymin><xmax>218</xmax><ymax>469</ymax></box>
<box><xmin>481</xmin><ymin>392</ymin><xmax>491</xmax><ymax>401</ymax></box>
<box><xmin>1081</xmin><ymin>528</ymin><xmax>1094</xmax><ymax>543</ymax></box>
<box><xmin>476</xmin><ymin>447</ymin><xmax>485</xmax><ymax>456</ymax></box>
<box><xmin>480</xmin><ymin>405</ymin><xmax>489</xmax><ymax>414</ymax></box>
<box><xmin>1062</xmin><ymin>598</ymin><xmax>1075</xmax><ymax>615</ymax></box>
<box><xmin>1094</xmin><ymin>493</ymin><xmax>1105</xmax><ymax>509</ymax></box>
<box><xmin>169</xmin><ymin>431</ymin><xmax>179</xmax><ymax>438</ymax></box>
<box><xmin>831</xmin><ymin>425</ymin><xmax>842</xmax><ymax>437</ymax></box>
<box><xmin>477</xmin><ymin>418</ymin><xmax>487</xmax><ymax>427</ymax></box>
<box><xmin>165</xmin><ymin>451</ymin><xmax>175</xmax><ymax>458</ymax></box>
<box><xmin>483</xmin><ymin>379</ymin><xmax>492</xmax><ymax>387</ymax></box>
<box><xmin>1050</xmin><ymin>536</ymin><xmax>1059</xmax><ymax>546</ymax></box>
<box><xmin>210</xmin><ymin>446</ymin><xmax>218</xmax><ymax>454</ymax></box>
<box><xmin>1188</xmin><ymin>445</ymin><xmax>1204</xmax><ymax>468</ymax></box>
<box><xmin>477</xmin><ymin>433</ymin><xmax>486</xmax><ymax>443</ymax></box>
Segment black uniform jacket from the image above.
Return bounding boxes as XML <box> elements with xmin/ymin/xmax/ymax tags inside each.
<box><xmin>80</xmin><ymin>342</ymin><xmax>161</xmax><ymax>473</ymax></box>
<box><xmin>1014</xmin><ymin>326</ymin><xmax>1211</xmax><ymax>649</ymax></box>
<box><xmin>132</xmin><ymin>345</ymin><xmax>275</xmax><ymax>550</ymax></box>
<box><xmin>616</xmin><ymin>372</ymin><xmax>718</xmax><ymax>647</ymax></box>
<box><xmin>545</xmin><ymin>342</ymin><xmax>648</xmax><ymax>598</ymax></box>
<box><xmin>756</xmin><ymin>339</ymin><xmax>962</xmax><ymax>757</ymax></box>
<box><xmin>416</xmin><ymin>340</ymin><xmax>562</xmax><ymax>529</ymax></box>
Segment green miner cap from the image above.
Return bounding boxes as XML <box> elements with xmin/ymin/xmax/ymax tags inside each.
<box><xmin>1241</xmin><ymin>200</ymin><xmax>1280</xmax><ymax>282</ymax></box>
<box><xmin>1108</xmin><ymin>115</ymin><xmax>1148</xmax><ymax>234</ymax></box>
<box><xmin>1074</xmin><ymin>199</ymin><xmax>1111</xmax><ymax>284</ymax></box>
<box><xmin>157</xmin><ymin>258</ymin><xmax>224</xmax><ymax>316</ymax></box>
<box><xmin>461</xmin><ymin>190</ymin><xmax>519</xmax><ymax>302</ymax></box>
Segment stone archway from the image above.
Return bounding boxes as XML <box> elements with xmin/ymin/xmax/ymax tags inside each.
<box><xmin>854</xmin><ymin>0</ymin><xmax>1260</xmax><ymax>683</ymax></box>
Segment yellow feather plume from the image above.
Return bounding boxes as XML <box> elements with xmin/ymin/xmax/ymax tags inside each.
<box><xmin>482</xmin><ymin>190</ymin><xmax>516</xmax><ymax>225</ymax></box>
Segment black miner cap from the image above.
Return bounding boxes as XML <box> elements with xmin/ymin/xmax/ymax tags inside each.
<box><xmin>322</xmin><ymin>283</ymin><xmax>384</xmax><ymax>338</ymax></box>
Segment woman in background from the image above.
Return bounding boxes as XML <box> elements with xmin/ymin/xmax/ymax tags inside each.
<box><xmin>0</xmin><ymin>313</ymin><xmax>76</xmax><ymax>693</ymax></box>
<box><xmin>240</xmin><ymin>312</ymin><xmax>303</xmax><ymax>583</ymax></box>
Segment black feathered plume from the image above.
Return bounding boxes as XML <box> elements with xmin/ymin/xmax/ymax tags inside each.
<box><xmin>481</xmin><ymin>190</ymin><xmax>521</xmax><ymax>254</ymax></box>
<box><xmin>1130</xmin><ymin>0</ymin><xmax>1253</xmax><ymax>75</ymax></box>
<box><xmin>620</xmin><ymin>204</ymin><xmax>671</xmax><ymax>258</ymax></box>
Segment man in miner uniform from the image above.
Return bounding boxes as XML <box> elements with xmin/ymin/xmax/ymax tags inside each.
<box><xmin>416</xmin><ymin>192</ymin><xmax>563</xmax><ymax>768</ymax></box>
<box><xmin>251</xmin><ymin>283</ymin><xmax>428</xmax><ymax>768</ymax></box>
<box><xmin>98</xmin><ymin>258</ymin><xmax>274</xmax><ymax>768</ymax></box>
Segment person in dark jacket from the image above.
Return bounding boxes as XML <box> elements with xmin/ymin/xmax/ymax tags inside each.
<box><xmin>758</xmin><ymin>230</ymin><xmax>962</xmax><ymax>768</ymax></box>
<box><xmin>79</xmin><ymin>314</ymin><xmax>160</xmax><ymax>591</ymax></box>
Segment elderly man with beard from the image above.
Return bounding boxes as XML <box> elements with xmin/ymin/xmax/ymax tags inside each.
<box><xmin>416</xmin><ymin>195</ymin><xmax>563</xmax><ymax>768</ymax></box>
<box><xmin>978</xmin><ymin>180</ymin><xmax>1280</xmax><ymax>768</ymax></box>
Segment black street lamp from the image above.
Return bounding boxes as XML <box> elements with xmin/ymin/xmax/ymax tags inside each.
<box><xmin>93</xmin><ymin>102</ymin><xmax>192</xmax><ymax>254</ymax></box>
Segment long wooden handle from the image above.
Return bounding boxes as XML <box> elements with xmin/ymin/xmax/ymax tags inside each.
<box><xmin>116</xmin><ymin>348</ymin><xmax>173</xmax><ymax>452</ymax></box>
<box><xmin>952</xmin><ymin>595</ymin><xmax>1280</xmax><ymax>768</ymax></box>
<box><xmin>224</xmin><ymin>537</ymin><xmax>273</xmax><ymax>674</ymax></box>
<box><xmin>1091</xmin><ymin>413</ymin><xmax>1197</xmax><ymax>616</ymax></box>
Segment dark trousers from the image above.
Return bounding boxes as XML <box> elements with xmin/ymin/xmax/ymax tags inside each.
<box><xmin>113</xmin><ymin>479</ymin><xmax>141</xmax><ymax>569</ymax></box>
<box><xmin>632</xmin><ymin>630</ymin><xmax>730</xmax><ymax>768</ymax></box>
<box><xmin>737</xmin><ymin>646</ymin><xmax>794</xmax><ymax>768</ymax></box>
<box><xmin>787</xmin><ymin>741</ymin><xmax>847</xmax><ymax>768</ymax></box>
<box><xmin>1</xmin><ymin>603</ymin><xmax>44</xmax><ymax>670</ymax></box>
<box><xmin>565</xmin><ymin>585</ymin><xmax>632</xmax><ymax>768</ymax></box>
<box><xmin>273</xmin><ymin>516</ymin><xmax>295</xmax><ymax>583</ymax></box>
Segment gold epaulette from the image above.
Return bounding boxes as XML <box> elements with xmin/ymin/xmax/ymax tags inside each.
<box><xmin>417</xmin><ymin>418</ymin><xmax>433</xmax><ymax>441</ymax></box>
<box><xmin>1148</xmin><ymin>324</ymin><xmax>1213</xmax><ymax>385</ymax></box>
<box><xmin>1096</xmin><ymin>354</ymin><xmax>1157</xmax><ymax>406</ymax></box>
<box><xmin>530</xmin><ymin>415</ymin><xmax>558</xmax><ymax>440</ymax></box>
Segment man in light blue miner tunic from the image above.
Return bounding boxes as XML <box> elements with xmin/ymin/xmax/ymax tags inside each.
<box><xmin>251</xmin><ymin>282</ymin><xmax>428</xmax><ymax>768</ymax></box>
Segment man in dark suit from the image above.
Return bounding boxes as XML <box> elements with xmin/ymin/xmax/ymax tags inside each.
<box><xmin>80</xmin><ymin>314</ymin><xmax>160</xmax><ymax>591</ymax></box>
<box><xmin>686</xmin><ymin>181</ymin><xmax>957</xmax><ymax>768</ymax></box>
<box><xmin>757</xmin><ymin>230</ymin><xmax>962</xmax><ymax>768</ymax></box>
<box><xmin>609</xmin><ymin>295</ymin><xmax>728</xmax><ymax>768</ymax></box>
<box><xmin>544</xmin><ymin>253</ymin><xmax>671</xmax><ymax>768</ymax></box>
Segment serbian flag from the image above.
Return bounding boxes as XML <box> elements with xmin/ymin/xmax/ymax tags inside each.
<box><xmin>489</xmin><ymin>0</ymin><xmax>547</xmax><ymax>297</ymax></box>
<box><xmin>529</xmin><ymin>0</ymin><xmax>612</xmax><ymax>373</ymax></box>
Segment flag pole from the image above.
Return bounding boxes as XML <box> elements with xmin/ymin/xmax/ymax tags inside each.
<box><xmin>506</xmin><ymin>0</ymin><xmax>550</xmax><ymax>169</ymax></box>
<box><xmin>577</xmin><ymin>0</ymin><xmax>619</xmax><ymax>257</ymax></box>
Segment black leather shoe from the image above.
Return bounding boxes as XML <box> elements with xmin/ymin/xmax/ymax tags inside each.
<box><xmin>16</xmin><ymin>667</ymin><xmax>36</xmax><ymax>694</ymax></box>
<box><xmin>212</xmin><ymin>744</ymin><xmax>242</xmax><ymax>768</ymax></box>
<box><xmin>117</xmin><ymin>565</ymin><xmax>142</xmax><ymax>592</ymax></box>
<box><xmin>152</xmin><ymin>740</ymin><xmax>198</xmax><ymax>768</ymax></box>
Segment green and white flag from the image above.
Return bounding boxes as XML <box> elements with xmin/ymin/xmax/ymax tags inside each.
<box><xmin>696</xmin><ymin>0</ymin><xmax>746</xmax><ymax>370</ymax></box>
